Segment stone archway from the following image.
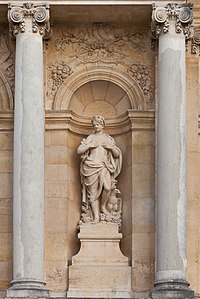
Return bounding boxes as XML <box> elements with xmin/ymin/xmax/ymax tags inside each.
<box><xmin>53</xmin><ymin>65</ymin><xmax>145</xmax><ymax>112</ymax></box>
<box><xmin>68</xmin><ymin>80</ymin><xmax>131</xmax><ymax>117</ymax></box>
<box><xmin>45</xmin><ymin>64</ymin><xmax>155</xmax><ymax>294</ymax></box>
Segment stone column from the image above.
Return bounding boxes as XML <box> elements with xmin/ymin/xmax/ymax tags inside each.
<box><xmin>151</xmin><ymin>4</ymin><xmax>194</xmax><ymax>299</ymax></box>
<box><xmin>7</xmin><ymin>3</ymin><xmax>50</xmax><ymax>298</ymax></box>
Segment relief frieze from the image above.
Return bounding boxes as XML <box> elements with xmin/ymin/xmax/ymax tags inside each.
<box><xmin>48</xmin><ymin>60</ymin><xmax>73</xmax><ymax>98</ymax></box>
<box><xmin>0</xmin><ymin>26</ymin><xmax>15</xmax><ymax>101</ymax></box>
<box><xmin>129</xmin><ymin>63</ymin><xmax>153</xmax><ymax>105</ymax></box>
<box><xmin>47</xmin><ymin>23</ymin><xmax>154</xmax><ymax>108</ymax></box>
<box><xmin>54</xmin><ymin>23</ymin><xmax>147</xmax><ymax>65</ymax></box>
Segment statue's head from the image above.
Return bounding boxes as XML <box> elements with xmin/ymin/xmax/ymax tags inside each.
<box><xmin>91</xmin><ymin>115</ymin><xmax>105</xmax><ymax>128</ymax></box>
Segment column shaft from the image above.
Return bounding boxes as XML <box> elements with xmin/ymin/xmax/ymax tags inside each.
<box><xmin>151</xmin><ymin>4</ymin><xmax>194</xmax><ymax>299</ymax></box>
<box><xmin>7</xmin><ymin>3</ymin><xmax>50</xmax><ymax>298</ymax></box>
<box><xmin>13</xmin><ymin>32</ymin><xmax>45</xmax><ymax>283</ymax></box>
<box><xmin>157</xmin><ymin>23</ymin><xmax>186</xmax><ymax>282</ymax></box>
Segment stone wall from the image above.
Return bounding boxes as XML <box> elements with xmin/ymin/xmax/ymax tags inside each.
<box><xmin>0</xmin><ymin>4</ymin><xmax>199</xmax><ymax>299</ymax></box>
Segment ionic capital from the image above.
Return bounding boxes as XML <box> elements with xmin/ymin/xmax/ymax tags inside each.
<box><xmin>151</xmin><ymin>3</ymin><xmax>193</xmax><ymax>39</ymax></box>
<box><xmin>8</xmin><ymin>2</ymin><xmax>50</xmax><ymax>38</ymax></box>
<box><xmin>191</xmin><ymin>26</ymin><xmax>200</xmax><ymax>54</ymax></box>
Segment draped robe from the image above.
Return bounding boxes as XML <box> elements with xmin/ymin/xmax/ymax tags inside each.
<box><xmin>79</xmin><ymin>133</ymin><xmax>122</xmax><ymax>207</ymax></box>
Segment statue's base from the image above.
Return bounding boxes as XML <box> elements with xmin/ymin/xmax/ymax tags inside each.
<box><xmin>67</xmin><ymin>223</ymin><xmax>132</xmax><ymax>298</ymax></box>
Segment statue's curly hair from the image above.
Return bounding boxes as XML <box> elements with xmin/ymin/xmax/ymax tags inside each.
<box><xmin>91</xmin><ymin>115</ymin><xmax>105</xmax><ymax>127</ymax></box>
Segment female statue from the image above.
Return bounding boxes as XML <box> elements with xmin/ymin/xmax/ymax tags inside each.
<box><xmin>77</xmin><ymin>115</ymin><xmax>122</xmax><ymax>224</ymax></box>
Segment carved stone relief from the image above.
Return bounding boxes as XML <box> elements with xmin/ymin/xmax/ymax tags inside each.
<box><xmin>129</xmin><ymin>63</ymin><xmax>153</xmax><ymax>105</ymax></box>
<box><xmin>151</xmin><ymin>3</ymin><xmax>193</xmax><ymax>39</ymax></box>
<box><xmin>8</xmin><ymin>2</ymin><xmax>50</xmax><ymax>37</ymax></box>
<box><xmin>46</xmin><ymin>23</ymin><xmax>154</xmax><ymax>109</ymax></box>
<box><xmin>0</xmin><ymin>26</ymin><xmax>15</xmax><ymax>110</ymax></box>
<box><xmin>191</xmin><ymin>26</ymin><xmax>200</xmax><ymax>55</ymax></box>
<box><xmin>54</xmin><ymin>23</ymin><xmax>147</xmax><ymax>63</ymax></box>
<box><xmin>48</xmin><ymin>61</ymin><xmax>73</xmax><ymax>98</ymax></box>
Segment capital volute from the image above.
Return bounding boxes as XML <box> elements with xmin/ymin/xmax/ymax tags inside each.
<box><xmin>151</xmin><ymin>3</ymin><xmax>193</xmax><ymax>39</ymax></box>
<box><xmin>8</xmin><ymin>2</ymin><xmax>50</xmax><ymax>38</ymax></box>
<box><xmin>191</xmin><ymin>26</ymin><xmax>200</xmax><ymax>54</ymax></box>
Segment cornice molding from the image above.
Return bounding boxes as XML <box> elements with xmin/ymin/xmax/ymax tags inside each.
<box><xmin>45</xmin><ymin>110</ymin><xmax>131</xmax><ymax>135</ymax></box>
<box><xmin>0</xmin><ymin>1</ymin><xmax>187</xmax><ymax>5</ymax></box>
<box><xmin>0</xmin><ymin>110</ymin><xmax>156</xmax><ymax>133</ymax></box>
<box><xmin>45</xmin><ymin>110</ymin><xmax>155</xmax><ymax>134</ymax></box>
<box><xmin>128</xmin><ymin>110</ymin><xmax>155</xmax><ymax>131</ymax></box>
<box><xmin>0</xmin><ymin>111</ymin><xmax>14</xmax><ymax>131</ymax></box>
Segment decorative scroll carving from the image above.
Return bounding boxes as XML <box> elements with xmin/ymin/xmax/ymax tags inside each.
<box><xmin>54</xmin><ymin>23</ymin><xmax>147</xmax><ymax>65</ymax></box>
<box><xmin>48</xmin><ymin>61</ymin><xmax>73</xmax><ymax>98</ymax></box>
<box><xmin>8</xmin><ymin>2</ymin><xmax>50</xmax><ymax>38</ymax></box>
<box><xmin>129</xmin><ymin>63</ymin><xmax>153</xmax><ymax>105</ymax></box>
<box><xmin>152</xmin><ymin>3</ymin><xmax>193</xmax><ymax>39</ymax></box>
<box><xmin>77</xmin><ymin>115</ymin><xmax>122</xmax><ymax>227</ymax></box>
<box><xmin>191</xmin><ymin>26</ymin><xmax>200</xmax><ymax>54</ymax></box>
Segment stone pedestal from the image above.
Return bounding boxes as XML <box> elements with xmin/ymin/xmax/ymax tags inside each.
<box><xmin>67</xmin><ymin>223</ymin><xmax>132</xmax><ymax>298</ymax></box>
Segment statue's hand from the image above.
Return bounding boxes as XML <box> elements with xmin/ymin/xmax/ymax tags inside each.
<box><xmin>102</xmin><ymin>144</ymin><xmax>112</xmax><ymax>149</ymax></box>
<box><xmin>89</xmin><ymin>143</ymin><xmax>98</xmax><ymax>149</ymax></box>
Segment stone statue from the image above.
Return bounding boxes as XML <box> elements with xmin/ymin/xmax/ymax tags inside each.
<box><xmin>77</xmin><ymin>115</ymin><xmax>122</xmax><ymax>225</ymax></box>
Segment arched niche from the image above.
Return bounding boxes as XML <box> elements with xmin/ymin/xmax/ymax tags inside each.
<box><xmin>46</xmin><ymin>65</ymin><xmax>155</xmax><ymax>283</ymax></box>
<box><xmin>53</xmin><ymin>66</ymin><xmax>145</xmax><ymax>112</ymax></box>
<box><xmin>69</xmin><ymin>80</ymin><xmax>131</xmax><ymax>117</ymax></box>
<box><xmin>51</xmin><ymin>66</ymin><xmax>139</xmax><ymax>262</ymax></box>
<box><xmin>0</xmin><ymin>69</ymin><xmax>13</xmax><ymax>111</ymax></box>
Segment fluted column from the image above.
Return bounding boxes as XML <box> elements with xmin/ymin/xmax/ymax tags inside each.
<box><xmin>7</xmin><ymin>3</ymin><xmax>50</xmax><ymax>298</ymax></box>
<box><xmin>151</xmin><ymin>4</ymin><xmax>194</xmax><ymax>299</ymax></box>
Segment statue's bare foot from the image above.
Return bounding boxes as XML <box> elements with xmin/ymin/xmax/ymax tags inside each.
<box><xmin>101</xmin><ymin>206</ymin><xmax>109</xmax><ymax>215</ymax></box>
<box><xmin>91</xmin><ymin>218</ymin><xmax>99</xmax><ymax>224</ymax></box>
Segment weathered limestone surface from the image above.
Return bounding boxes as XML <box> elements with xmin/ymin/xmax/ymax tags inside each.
<box><xmin>6</xmin><ymin>3</ymin><xmax>50</xmax><ymax>299</ymax></box>
<box><xmin>68</xmin><ymin>223</ymin><xmax>132</xmax><ymax>298</ymax></box>
<box><xmin>0</xmin><ymin>2</ymin><xmax>199</xmax><ymax>299</ymax></box>
<box><xmin>151</xmin><ymin>3</ymin><xmax>194</xmax><ymax>299</ymax></box>
<box><xmin>186</xmin><ymin>54</ymin><xmax>200</xmax><ymax>294</ymax></box>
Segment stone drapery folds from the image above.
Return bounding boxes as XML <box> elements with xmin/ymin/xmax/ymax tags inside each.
<box><xmin>77</xmin><ymin>115</ymin><xmax>123</xmax><ymax>226</ymax></box>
